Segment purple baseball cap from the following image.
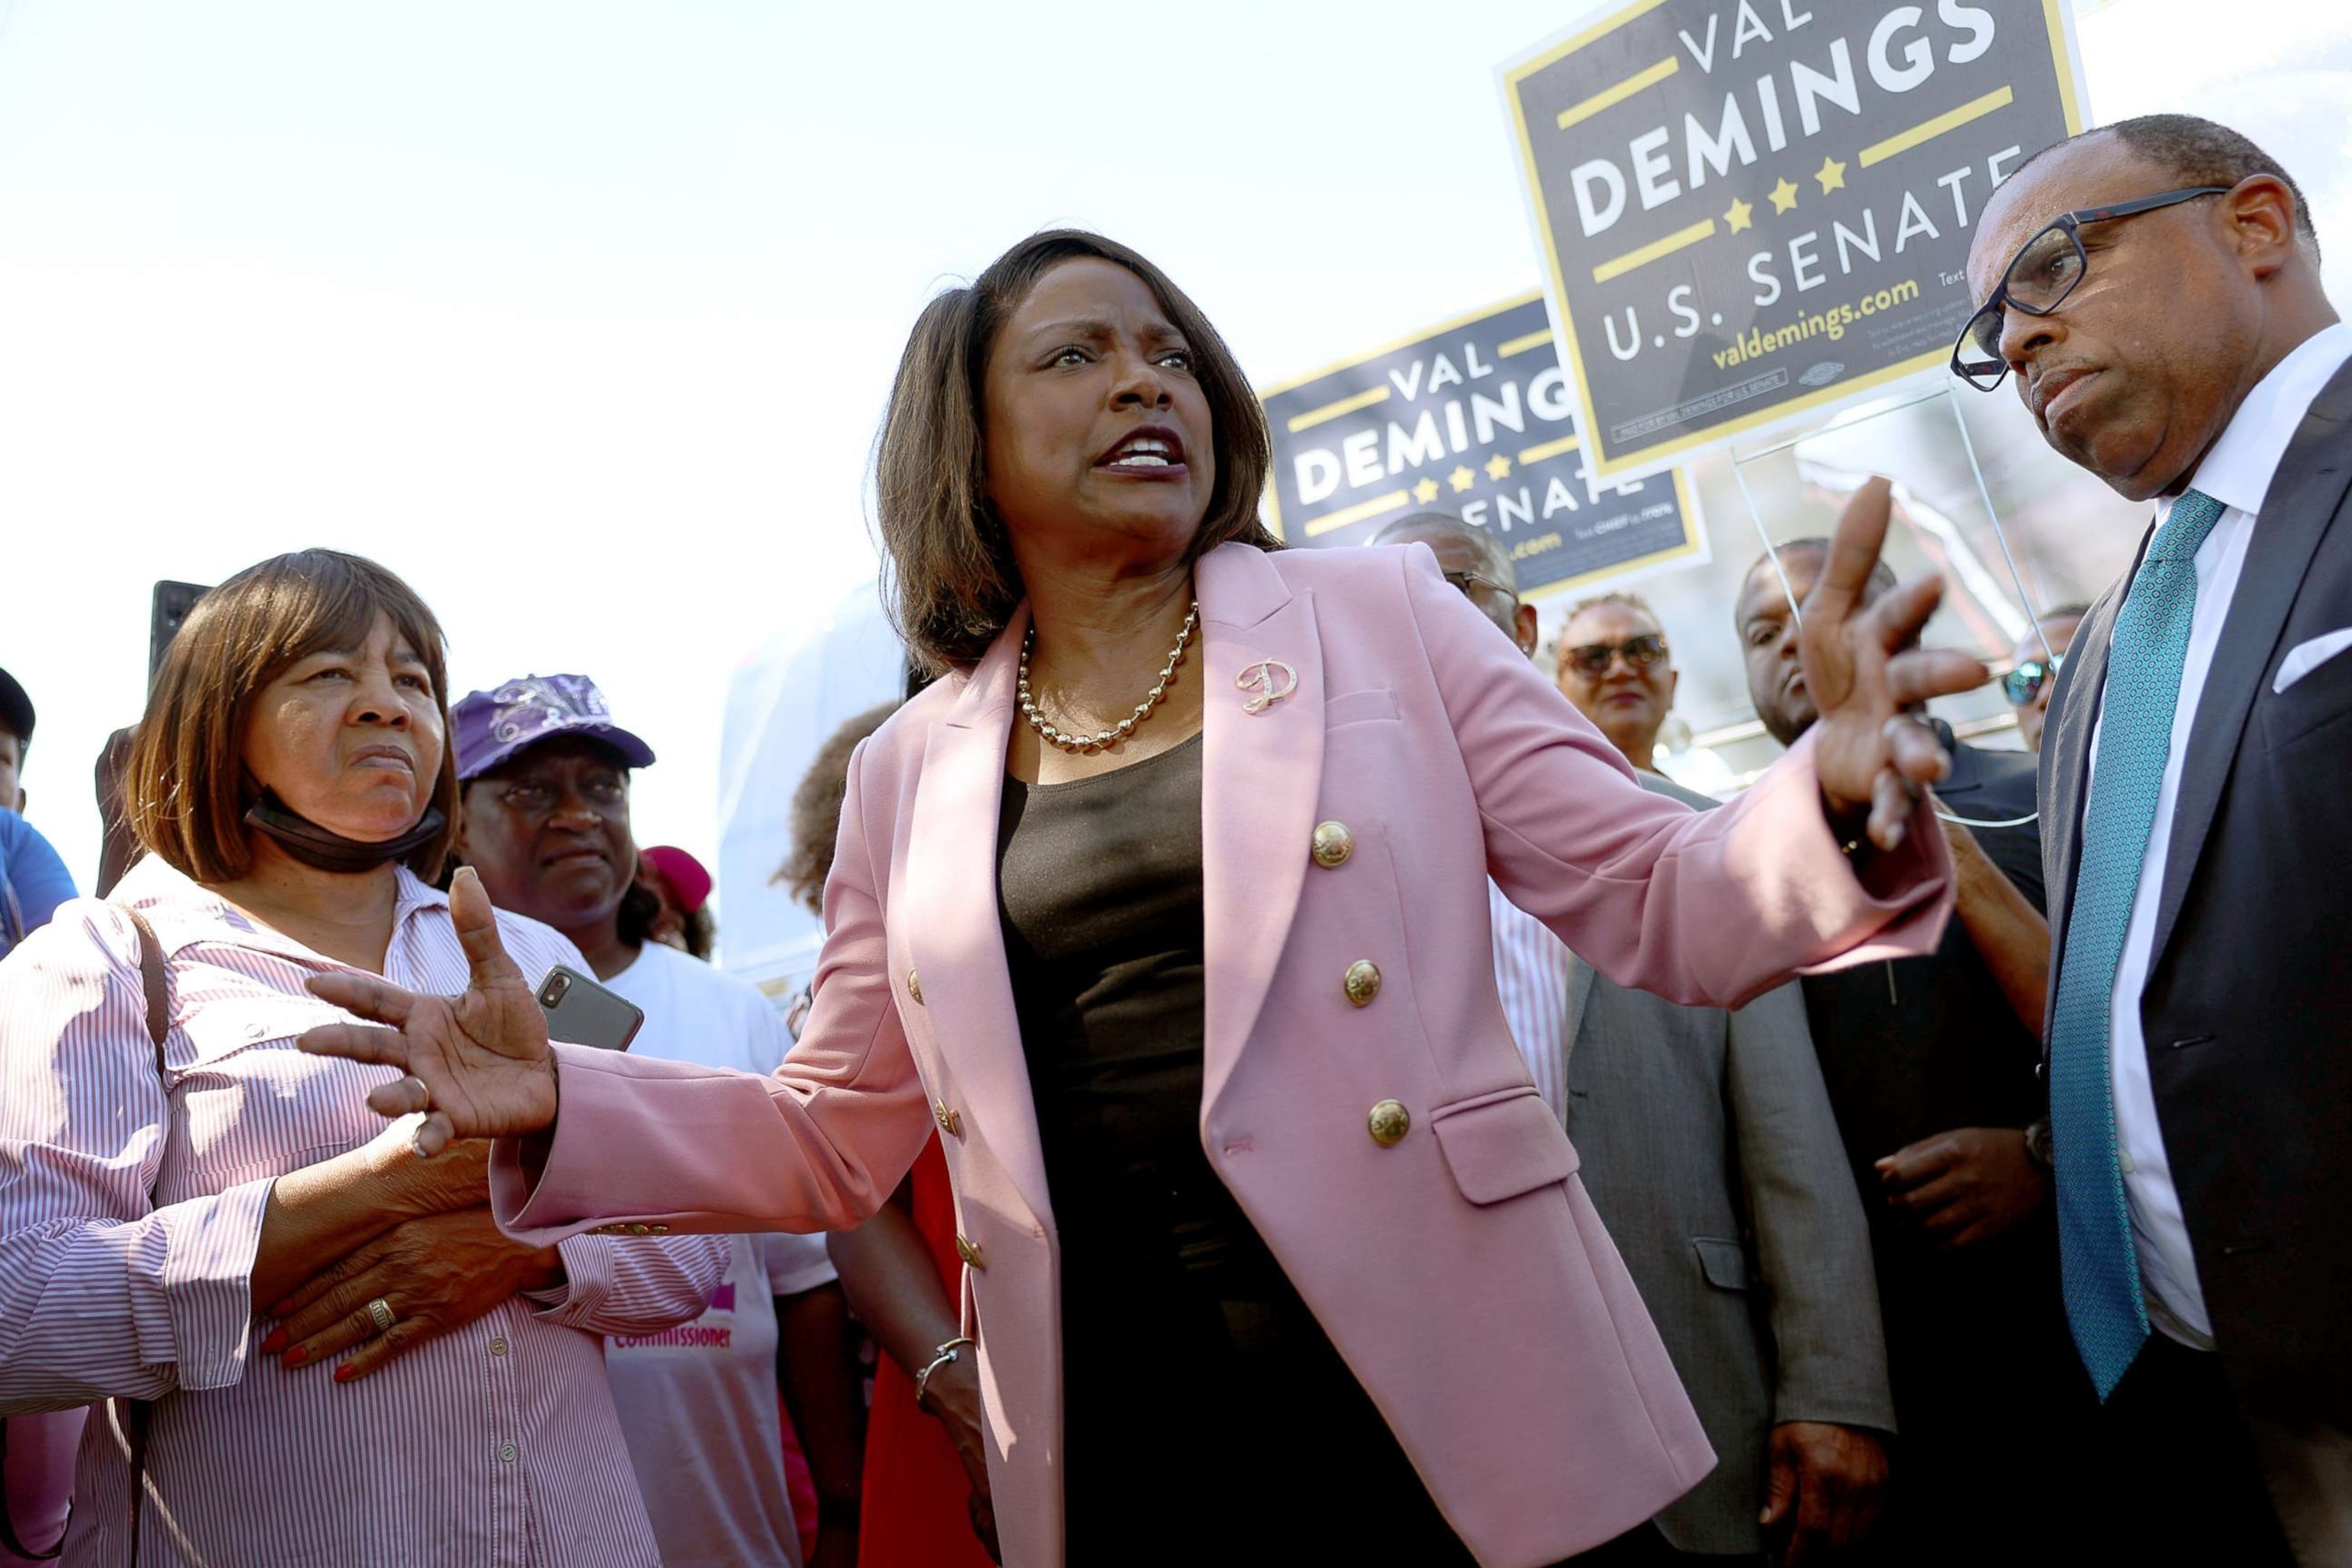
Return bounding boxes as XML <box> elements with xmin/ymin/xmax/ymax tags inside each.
<box><xmin>452</xmin><ymin>674</ymin><xmax>656</xmax><ymax>782</ymax></box>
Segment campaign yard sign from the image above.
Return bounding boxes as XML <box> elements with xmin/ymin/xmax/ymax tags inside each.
<box><xmin>1501</xmin><ymin>0</ymin><xmax>2086</xmax><ymax>479</ymax></box>
<box><xmin>1261</xmin><ymin>292</ymin><xmax>1704</xmax><ymax>597</ymax></box>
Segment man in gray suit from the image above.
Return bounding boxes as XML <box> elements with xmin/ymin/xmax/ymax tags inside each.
<box><xmin>1375</xmin><ymin>514</ymin><xmax>1895</xmax><ymax>1564</ymax></box>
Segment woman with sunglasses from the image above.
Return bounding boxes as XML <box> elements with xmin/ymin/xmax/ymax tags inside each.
<box><xmin>299</xmin><ymin>230</ymin><xmax>1984</xmax><ymax>1567</ymax></box>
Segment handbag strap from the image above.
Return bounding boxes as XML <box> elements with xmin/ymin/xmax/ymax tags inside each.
<box><xmin>113</xmin><ymin>905</ymin><xmax>169</xmax><ymax>1566</ymax></box>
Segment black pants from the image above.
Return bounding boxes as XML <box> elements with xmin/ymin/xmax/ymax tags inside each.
<box><xmin>2101</xmin><ymin>1334</ymin><xmax>2294</xmax><ymax>1563</ymax></box>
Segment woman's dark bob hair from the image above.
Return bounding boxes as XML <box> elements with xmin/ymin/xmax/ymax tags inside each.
<box><xmin>874</xmin><ymin>230</ymin><xmax>1278</xmax><ymax>673</ymax></box>
<box><xmin>128</xmin><ymin>549</ymin><xmax>461</xmax><ymax>884</ymax></box>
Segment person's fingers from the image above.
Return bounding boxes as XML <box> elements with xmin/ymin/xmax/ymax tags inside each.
<box><xmin>1760</xmin><ymin>1447</ymin><xmax>1796</xmax><ymax>1527</ymax></box>
<box><xmin>412</xmin><ymin>1110</ymin><xmax>456</xmax><ymax>1158</ymax></box>
<box><xmin>1886</xmin><ymin>717</ymin><xmax>1953</xmax><ymax>786</ymax></box>
<box><xmin>1876</xmin><ymin>1136</ymin><xmax>1958</xmax><ymax>1186</ymax></box>
<box><xmin>270</xmin><ymin>1266</ymin><xmax>372</xmax><ymax>1346</ymax></box>
<box><xmin>1805</xmin><ymin>477</ymin><xmax>1895</xmax><ymax>632</ymax></box>
<box><xmin>305</xmin><ymin>971</ymin><xmax>419</xmax><ymax>1027</ymax></box>
<box><xmin>1864</xmin><ymin>570</ymin><xmax>1943</xmax><ymax>657</ymax></box>
<box><xmin>335</xmin><ymin>1315</ymin><xmax>436</xmax><ymax>1383</ymax></box>
<box><xmin>1889</xmin><ymin>1167</ymin><xmax>1966</xmax><ymax>1210</ymax></box>
<box><xmin>366</xmin><ymin>1074</ymin><xmax>433</xmax><ymax>1119</ymax></box>
<box><xmin>268</xmin><ymin>1241</ymin><xmax>381</xmax><ymax>1326</ymax></box>
<box><xmin>1868</xmin><ymin>768</ymin><xmax>1913</xmax><ymax>851</ymax></box>
<box><xmin>1789</xmin><ymin>1450</ymin><xmax>1838</xmax><ymax>1567</ymax></box>
<box><xmin>281</xmin><ymin>1297</ymin><xmax>390</xmax><ymax>1370</ymax></box>
<box><xmin>449</xmin><ymin>867</ymin><xmax>526</xmax><ymax>990</ymax></box>
<box><xmin>298</xmin><ymin>1021</ymin><xmax>413</xmax><ymax>1072</ymax></box>
<box><xmin>1886</xmin><ymin>647</ymin><xmax>1992</xmax><ymax>707</ymax></box>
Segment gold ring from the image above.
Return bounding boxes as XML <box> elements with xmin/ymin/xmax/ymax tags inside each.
<box><xmin>367</xmin><ymin>1297</ymin><xmax>395</xmax><ymax>1334</ymax></box>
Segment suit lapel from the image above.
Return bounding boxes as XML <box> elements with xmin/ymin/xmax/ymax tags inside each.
<box><xmin>903</xmin><ymin>615</ymin><xmax>1057</xmax><ymax>1231</ymax></box>
<box><xmin>1197</xmin><ymin>544</ymin><xmax>1324</xmax><ymax>1120</ymax></box>
<box><xmin>2150</xmin><ymin>378</ymin><xmax>2352</xmax><ymax>965</ymax></box>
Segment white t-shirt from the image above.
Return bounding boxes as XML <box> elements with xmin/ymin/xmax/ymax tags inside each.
<box><xmin>603</xmin><ymin>940</ymin><xmax>837</xmax><ymax>1568</ymax></box>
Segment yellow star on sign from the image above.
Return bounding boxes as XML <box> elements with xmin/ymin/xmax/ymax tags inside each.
<box><xmin>1815</xmin><ymin>155</ymin><xmax>1847</xmax><ymax>194</ymax></box>
<box><xmin>1447</xmin><ymin>465</ymin><xmax>1475</xmax><ymax>494</ymax></box>
<box><xmin>1724</xmin><ymin>195</ymin><xmax>1754</xmax><ymax>234</ymax></box>
<box><xmin>1484</xmin><ymin>453</ymin><xmax>1513</xmax><ymax>482</ymax></box>
<box><xmin>1413</xmin><ymin>475</ymin><xmax>1441</xmax><ymax>505</ymax></box>
<box><xmin>1769</xmin><ymin>178</ymin><xmax>1800</xmax><ymax>214</ymax></box>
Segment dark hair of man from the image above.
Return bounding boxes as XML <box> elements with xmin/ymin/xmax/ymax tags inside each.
<box><xmin>873</xmin><ymin>230</ymin><xmax>1279</xmax><ymax>673</ymax></box>
<box><xmin>128</xmin><ymin>549</ymin><xmax>459</xmax><ymax>884</ymax></box>
<box><xmin>777</xmin><ymin>700</ymin><xmax>903</xmax><ymax>915</ymax></box>
<box><xmin>2016</xmin><ymin>114</ymin><xmax>2319</xmax><ymax>259</ymax></box>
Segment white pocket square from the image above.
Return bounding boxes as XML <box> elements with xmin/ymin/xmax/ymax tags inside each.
<box><xmin>2274</xmin><ymin>628</ymin><xmax>2352</xmax><ymax>694</ymax></box>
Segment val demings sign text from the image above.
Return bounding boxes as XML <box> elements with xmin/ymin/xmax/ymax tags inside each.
<box><xmin>1502</xmin><ymin>0</ymin><xmax>2084</xmax><ymax>479</ymax></box>
<box><xmin>1262</xmin><ymin>294</ymin><xmax>1704</xmax><ymax>596</ymax></box>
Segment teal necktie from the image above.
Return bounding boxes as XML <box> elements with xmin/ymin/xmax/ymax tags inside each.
<box><xmin>2050</xmin><ymin>487</ymin><xmax>2226</xmax><ymax>1400</ymax></box>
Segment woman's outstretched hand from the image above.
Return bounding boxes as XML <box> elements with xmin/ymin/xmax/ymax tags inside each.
<box><xmin>1802</xmin><ymin>478</ymin><xmax>1990</xmax><ymax>850</ymax></box>
<box><xmin>298</xmin><ymin>867</ymin><xmax>558</xmax><ymax>1155</ymax></box>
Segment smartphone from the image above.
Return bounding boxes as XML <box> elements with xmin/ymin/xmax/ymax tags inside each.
<box><xmin>536</xmin><ymin>965</ymin><xmax>644</xmax><ymax>1051</ymax></box>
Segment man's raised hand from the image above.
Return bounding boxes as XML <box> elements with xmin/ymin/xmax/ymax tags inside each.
<box><xmin>299</xmin><ymin>867</ymin><xmax>559</xmax><ymax>1155</ymax></box>
<box><xmin>1801</xmin><ymin>478</ymin><xmax>1990</xmax><ymax>848</ymax></box>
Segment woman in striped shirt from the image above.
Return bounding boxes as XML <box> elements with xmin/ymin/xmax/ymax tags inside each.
<box><xmin>0</xmin><ymin>550</ymin><xmax>727</xmax><ymax>1567</ymax></box>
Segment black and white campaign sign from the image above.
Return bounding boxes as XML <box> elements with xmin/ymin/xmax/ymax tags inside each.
<box><xmin>1261</xmin><ymin>293</ymin><xmax>1704</xmax><ymax>597</ymax></box>
<box><xmin>1501</xmin><ymin>0</ymin><xmax>2084</xmax><ymax>479</ymax></box>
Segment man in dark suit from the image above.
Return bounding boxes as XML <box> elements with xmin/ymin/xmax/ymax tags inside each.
<box><xmin>1954</xmin><ymin>113</ymin><xmax>2350</xmax><ymax>1560</ymax></box>
<box><xmin>1736</xmin><ymin>541</ymin><xmax>2097</xmax><ymax>1562</ymax></box>
<box><xmin>1377</xmin><ymin>512</ymin><xmax>1896</xmax><ymax>1564</ymax></box>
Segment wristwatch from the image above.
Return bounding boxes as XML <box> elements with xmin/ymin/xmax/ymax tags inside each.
<box><xmin>2022</xmin><ymin>1118</ymin><xmax>2054</xmax><ymax>1173</ymax></box>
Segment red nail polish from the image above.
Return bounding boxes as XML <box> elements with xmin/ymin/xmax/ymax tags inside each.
<box><xmin>260</xmin><ymin>1331</ymin><xmax>286</xmax><ymax>1355</ymax></box>
<box><xmin>286</xmin><ymin>1346</ymin><xmax>307</xmax><ymax>1367</ymax></box>
<box><xmin>335</xmin><ymin>1364</ymin><xmax>354</xmax><ymax>1383</ymax></box>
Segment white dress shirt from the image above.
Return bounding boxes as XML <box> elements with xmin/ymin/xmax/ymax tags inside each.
<box><xmin>1488</xmin><ymin>879</ymin><xmax>1585</xmax><ymax>1124</ymax></box>
<box><xmin>2090</xmin><ymin>321</ymin><xmax>2352</xmax><ymax>1347</ymax></box>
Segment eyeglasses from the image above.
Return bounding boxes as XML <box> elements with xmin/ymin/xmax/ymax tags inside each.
<box><xmin>1949</xmin><ymin>186</ymin><xmax>2232</xmax><ymax>391</ymax></box>
<box><xmin>2001</xmin><ymin>653</ymin><xmax>2066</xmax><ymax>705</ymax></box>
<box><xmin>1442</xmin><ymin>568</ymin><xmax>1514</xmax><ymax>599</ymax></box>
<box><xmin>1563</xmin><ymin>633</ymin><xmax>1670</xmax><ymax>678</ymax></box>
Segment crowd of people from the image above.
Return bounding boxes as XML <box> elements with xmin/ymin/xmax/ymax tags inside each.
<box><xmin>0</xmin><ymin>109</ymin><xmax>2346</xmax><ymax>1566</ymax></box>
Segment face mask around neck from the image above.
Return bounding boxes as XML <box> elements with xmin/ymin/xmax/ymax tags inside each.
<box><xmin>243</xmin><ymin>788</ymin><xmax>445</xmax><ymax>875</ymax></box>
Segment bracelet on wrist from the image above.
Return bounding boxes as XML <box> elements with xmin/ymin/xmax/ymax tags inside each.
<box><xmin>914</xmin><ymin>1335</ymin><xmax>976</xmax><ymax>1412</ymax></box>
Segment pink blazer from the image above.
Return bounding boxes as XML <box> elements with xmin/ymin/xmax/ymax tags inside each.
<box><xmin>495</xmin><ymin>542</ymin><xmax>1951</xmax><ymax>1567</ymax></box>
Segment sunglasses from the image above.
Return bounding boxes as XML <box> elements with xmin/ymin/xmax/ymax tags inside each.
<box><xmin>1442</xmin><ymin>568</ymin><xmax>1514</xmax><ymax>599</ymax></box>
<box><xmin>2002</xmin><ymin>653</ymin><xmax>2066</xmax><ymax>706</ymax></box>
<box><xmin>1563</xmin><ymin>633</ymin><xmax>1670</xmax><ymax>678</ymax></box>
<box><xmin>1949</xmin><ymin>185</ymin><xmax>2232</xmax><ymax>392</ymax></box>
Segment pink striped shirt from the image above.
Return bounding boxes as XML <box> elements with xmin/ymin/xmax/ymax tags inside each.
<box><xmin>0</xmin><ymin>858</ymin><xmax>728</xmax><ymax>1568</ymax></box>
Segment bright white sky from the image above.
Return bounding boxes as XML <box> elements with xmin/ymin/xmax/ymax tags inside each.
<box><xmin>3</xmin><ymin>0</ymin><xmax>2345</xmax><ymax>891</ymax></box>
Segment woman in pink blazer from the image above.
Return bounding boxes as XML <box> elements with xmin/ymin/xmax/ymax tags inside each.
<box><xmin>305</xmin><ymin>232</ymin><xmax>1977</xmax><ymax>1566</ymax></box>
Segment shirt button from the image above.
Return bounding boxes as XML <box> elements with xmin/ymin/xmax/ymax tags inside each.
<box><xmin>246</xmin><ymin>1022</ymin><xmax>269</xmax><ymax>1041</ymax></box>
<box><xmin>498</xmin><ymin>1442</ymin><xmax>518</xmax><ymax>1463</ymax></box>
<box><xmin>488</xmin><ymin>1338</ymin><xmax>509</xmax><ymax>1357</ymax></box>
<box><xmin>1344</xmin><ymin>960</ymin><xmax>1383</xmax><ymax>1007</ymax></box>
<box><xmin>2119</xmin><ymin>1150</ymin><xmax>2137</xmax><ymax>1174</ymax></box>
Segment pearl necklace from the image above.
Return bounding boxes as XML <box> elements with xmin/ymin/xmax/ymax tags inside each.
<box><xmin>1018</xmin><ymin>600</ymin><xmax>1200</xmax><ymax>755</ymax></box>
